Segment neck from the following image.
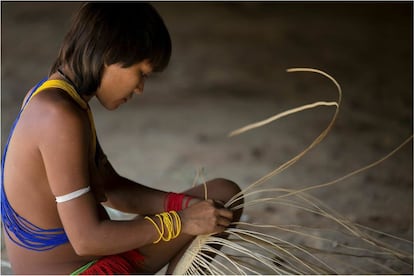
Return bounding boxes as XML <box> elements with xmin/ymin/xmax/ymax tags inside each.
<box><xmin>57</xmin><ymin>68</ymin><xmax>76</xmax><ymax>88</ymax></box>
<box><xmin>54</xmin><ymin>67</ymin><xmax>93</xmax><ymax>103</ymax></box>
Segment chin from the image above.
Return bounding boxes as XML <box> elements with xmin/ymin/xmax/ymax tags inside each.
<box><xmin>102</xmin><ymin>103</ymin><xmax>119</xmax><ymax>111</ymax></box>
<box><xmin>108</xmin><ymin>105</ymin><xmax>120</xmax><ymax>111</ymax></box>
<box><xmin>96</xmin><ymin>96</ymin><xmax>121</xmax><ymax>110</ymax></box>
<box><xmin>101</xmin><ymin>102</ymin><xmax>121</xmax><ymax>110</ymax></box>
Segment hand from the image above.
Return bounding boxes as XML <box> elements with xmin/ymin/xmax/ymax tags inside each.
<box><xmin>184</xmin><ymin>196</ymin><xmax>225</xmax><ymax>209</ymax></box>
<box><xmin>178</xmin><ymin>200</ymin><xmax>233</xmax><ymax>236</ymax></box>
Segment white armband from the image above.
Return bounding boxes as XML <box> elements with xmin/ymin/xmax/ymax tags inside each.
<box><xmin>55</xmin><ymin>186</ymin><xmax>91</xmax><ymax>203</ymax></box>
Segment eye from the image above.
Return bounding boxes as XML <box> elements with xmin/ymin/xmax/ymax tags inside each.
<box><xmin>140</xmin><ymin>71</ymin><xmax>149</xmax><ymax>79</ymax></box>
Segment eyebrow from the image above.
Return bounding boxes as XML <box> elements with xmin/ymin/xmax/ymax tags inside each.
<box><xmin>145</xmin><ymin>67</ymin><xmax>154</xmax><ymax>76</ymax></box>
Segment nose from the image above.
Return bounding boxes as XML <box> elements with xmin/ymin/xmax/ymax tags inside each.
<box><xmin>134</xmin><ymin>81</ymin><xmax>145</xmax><ymax>95</ymax></box>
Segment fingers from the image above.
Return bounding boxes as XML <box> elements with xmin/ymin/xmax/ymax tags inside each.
<box><xmin>212</xmin><ymin>199</ymin><xmax>225</xmax><ymax>208</ymax></box>
<box><xmin>210</xmin><ymin>200</ymin><xmax>233</xmax><ymax>230</ymax></box>
<box><xmin>212</xmin><ymin>215</ymin><xmax>232</xmax><ymax>235</ymax></box>
<box><xmin>216</xmin><ymin>214</ymin><xmax>232</xmax><ymax>228</ymax></box>
<box><xmin>217</xmin><ymin>206</ymin><xmax>233</xmax><ymax>220</ymax></box>
<box><xmin>180</xmin><ymin>199</ymin><xmax>234</xmax><ymax>236</ymax></box>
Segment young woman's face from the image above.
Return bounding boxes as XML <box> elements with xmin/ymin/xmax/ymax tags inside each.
<box><xmin>96</xmin><ymin>60</ymin><xmax>153</xmax><ymax>110</ymax></box>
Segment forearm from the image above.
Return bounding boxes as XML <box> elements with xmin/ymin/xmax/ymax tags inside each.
<box><xmin>60</xmin><ymin>193</ymin><xmax>231</xmax><ymax>257</ymax></box>
<box><xmin>73</xmin><ymin>217</ymin><xmax>159</xmax><ymax>256</ymax></box>
<box><xmin>103</xmin><ymin>175</ymin><xmax>167</xmax><ymax>215</ymax></box>
<box><xmin>72</xmin><ymin>201</ymin><xmax>226</xmax><ymax>257</ymax></box>
<box><xmin>98</xmin><ymin>151</ymin><xmax>197</xmax><ymax>214</ymax></box>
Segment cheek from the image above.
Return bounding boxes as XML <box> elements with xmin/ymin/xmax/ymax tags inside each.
<box><xmin>95</xmin><ymin>84</ymin><xmax>118</xmax><ymax>106</ymax></box>
<box><xmin>95</xmin><ymin>85</ymin><xmax>110</xmax><ymax>102</ymax></box>
<box><xmin>96</xmin><ymin>93</ymin><xmax>119</xmax><ymax>110</ymax></box>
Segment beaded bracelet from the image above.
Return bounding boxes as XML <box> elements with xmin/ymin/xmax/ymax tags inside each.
<box><xmin>165</xmin><ymin>192</ymin><xmax>193</xmax><ymax>211</ymax></box>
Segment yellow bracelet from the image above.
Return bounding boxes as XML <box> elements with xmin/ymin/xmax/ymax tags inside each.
<box><xmin>156</xmin><ymin>213</ymin><xmax>171</xmax><ymax>241</ymax></box>
<box><xmin>144</xmin><ymin>215</ymin><xmax>164</xmax><ymax>244</ymax></box>
<box><xmin>144</xmin><ymin>211</ymin><xmax>182</xmax><ymax>244</ymax></box>
<box><xmin>160</xmin><ymin>211</ymin><xmax>181</xmax><ymax>241</ymax></box>
<box><xmin>170</xmin><ymin>210</ymin><xmax>181</xmax><ymax>239</ymax></box>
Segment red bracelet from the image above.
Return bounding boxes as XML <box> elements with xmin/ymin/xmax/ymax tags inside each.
<box><xmin>184</xmin><ymin>195</ymin><xmax>193</xmax><ymax>208</ymax></box>
<box><xmin>165</xmin><ymin>192</ymin><xmax>186</xmax><ymax>212</ymax></box>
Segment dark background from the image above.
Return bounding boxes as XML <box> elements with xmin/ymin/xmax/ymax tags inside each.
<box><xmin>1</xmin><ymin>2</ymin><xmax>413</xmax><ymax>274</ymax></box>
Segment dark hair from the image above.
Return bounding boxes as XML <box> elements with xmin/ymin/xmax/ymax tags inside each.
<box><xmin>50</xmin><ymin>2</ymin><xmax>171</xmax><ymax>95</ymax></box>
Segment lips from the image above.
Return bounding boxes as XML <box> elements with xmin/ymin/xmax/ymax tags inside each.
<box><xmin>123</xmin><ymin>95</ymin><xmax>132</xmax><ymax>103</ymax></box>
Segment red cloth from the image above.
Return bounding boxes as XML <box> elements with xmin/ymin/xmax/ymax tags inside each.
<box><xmin>80</xmin><ymin>250</ymin><xmax>145</xmax><ymax>275</ymax></box>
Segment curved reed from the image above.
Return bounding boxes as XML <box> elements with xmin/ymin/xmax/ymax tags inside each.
<box><xmin>173</xmin><ymin>68</ymin><xmax>413</xmax><ymax>274</ymax></box>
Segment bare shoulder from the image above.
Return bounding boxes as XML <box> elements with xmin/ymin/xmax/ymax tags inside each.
<box><xmin>31</xmin><ymin>88</ymin><xmax>89</xmax><ymax>133</ymax></box>
<box><xmin>21</xmin><ymin>87</ymin><xmax>91</xmax><ymax>151</ymax></box>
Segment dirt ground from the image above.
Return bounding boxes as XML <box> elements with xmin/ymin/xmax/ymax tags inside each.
<box><xmin>1</xmin><ymin>2</ymin><xmax>413</xmax><ymax>274</ymax></box>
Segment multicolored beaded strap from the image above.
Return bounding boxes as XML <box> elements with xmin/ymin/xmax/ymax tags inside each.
<box><xmin>1</xmin><ymin>78</ymin><xmax>70</xmax><ymax>251</ymax></box>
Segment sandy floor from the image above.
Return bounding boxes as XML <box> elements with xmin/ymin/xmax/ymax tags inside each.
<box><xmin>1</xmin><ymin>2</ymin><xmax>413</xmax><ymax>274</ymax></box>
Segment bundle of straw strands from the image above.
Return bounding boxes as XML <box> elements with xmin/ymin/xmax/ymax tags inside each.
<box><xmin>173</xmin><ymin>68</ymin><xmax>413</xmax><ymax>275</ymax></box>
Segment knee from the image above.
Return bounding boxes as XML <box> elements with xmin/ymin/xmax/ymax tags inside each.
<box><xmin>209</xmin><ymin>178</ymin><xmax>243</xmax><ymax>221</ymax></box>
<box><xmin>207</xmin><ymin>178</ymin><xmax>243</xmax><ymax>209</ymax></box>
<box><xmin>210</xmin><ymin>178</ymin><xmax>241</xmax><ymax>198</ymax></box>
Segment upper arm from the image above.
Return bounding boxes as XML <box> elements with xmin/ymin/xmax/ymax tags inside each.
<box><xmin>31</xmin><ymin>93</ymin><xmax>160</xmax><ymax>255</ymax></box>
<box><xmin>38</xmin><ymin>98</ymin><xmax>91</xmax><ymax>198</ymax></box>
<box><xmin>36</xmin><ymin>95</ymin><xmax>102</xmax><ymax>246</ymax></box>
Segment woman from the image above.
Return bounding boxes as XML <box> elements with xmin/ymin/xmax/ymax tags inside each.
<box><xmin>1</xmin><ymin>3</ymin><xmax>242</xmax><ymax>274</ymax></box>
